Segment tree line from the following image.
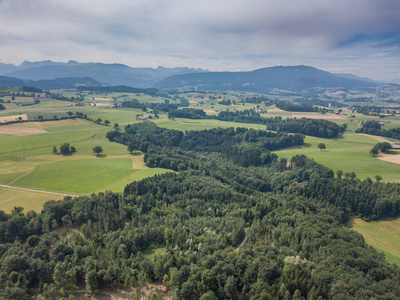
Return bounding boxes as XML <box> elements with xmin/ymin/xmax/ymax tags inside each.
<box><xmin>265</xmin><ymin>116</ymin><xmax>345</xmax><ymax>138</ymax></box>
<box><xmin>275</xmin><ymin>101</ymin><xmax>316</xmax><ymax>112</ymax></box>
<box><xmin>356</xmin><ymin>120</ymin><xmax>400</xmax><ymax>140</ymax></box>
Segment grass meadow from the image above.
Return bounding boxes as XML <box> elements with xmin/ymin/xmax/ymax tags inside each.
<box><xmin>0</xmin><ymin>117</ymin><xmax>171</xmax><ymax>212</ymax></box>
<box><xmin>0</xmin><ymin>186</ymin><xmax>62</xmax><ymax>213</ymax></box>
<box><xmin>349</xmin><ymin>218</ymin><xmax>400</xmax><ymax>266</ymax></box>
<box><xmin>12</xmin><ymin>156</ymin><xmax>170</xmax><ymax>194</ymax></box>
<box><xmin>274</xmin><ymin>132</ymin><xmax>400</xmax><ymax>181</ymax></box>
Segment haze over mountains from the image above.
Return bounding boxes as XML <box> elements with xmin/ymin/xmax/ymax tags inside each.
<box><xmin>0</xmin><ymin>60</ymin><xmax>207</xmax><ymax>88</ymax></box>
<box><xmin>154</xmin><ymin>65</ymin><xmax>380</xmax><ymax>93</ymax></box>
<box><xmin>0</xmin><ymin>60</ymin><xmax>387</xmax><ymax>93</ymax></box>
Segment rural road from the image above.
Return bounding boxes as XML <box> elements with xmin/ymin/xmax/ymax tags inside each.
<box><xmin>0</xmin><ymin>184</ymin><xmax>78</xmax><ymax>197</ymax></box>
<box><xmin>236</xmin><ymin>230</ymin><xmax>248</xmax><ymax>250</ymax></box>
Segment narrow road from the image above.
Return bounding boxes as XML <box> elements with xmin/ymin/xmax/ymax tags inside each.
<box><xmin>0</xmin><ymin>184</ymin><xmax>78</xmax><ymax>197</ymax></box>
<box><xmin>236</xmin><ymin>230</ymin><xmax>248</xmax><ymax>250</ymax></box>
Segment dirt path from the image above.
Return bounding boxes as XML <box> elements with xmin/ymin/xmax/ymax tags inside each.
<box><xmin>0</xmin><ymin>184</ymin><xmax>78</xmax><ymax>197</ymax></box>
<box><xmin>236</xmin><ymin>230</ymin><xmax>248</xmax><ymax>250</ymax></box>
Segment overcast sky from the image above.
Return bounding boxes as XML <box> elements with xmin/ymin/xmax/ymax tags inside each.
<box><xmin>0</xmin><ymin>0</ymin><xmax>399</xmax><ymax>80</ymax></box>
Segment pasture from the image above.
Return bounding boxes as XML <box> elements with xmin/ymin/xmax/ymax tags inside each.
<box><xmin>12</xmin><ymin>155</ymin><xmax>169</xmax><ymax>194</ymax></box>
<box><xmin>0</xmin><ymin>118</ymin><xmax>170</xmax><ymax>212</ymax></box>
<box><xmin>349</xmin><ymin>218</ymin><xmax>400</xmax><ymax>266</ymax></box>
<box><xmin>274</xmin><ymin>132</ymin><xmax>400</xmax><ymax>181</ymax></box>
<box><xmin>0</xmin><ymin>186</ymin><xmax>62</xmax><ymax>213</ymax></box>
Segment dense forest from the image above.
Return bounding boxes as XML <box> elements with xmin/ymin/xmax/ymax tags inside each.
<box><xmin>241</xmin><ymin>97</ymin><xmax>273</xmax><ymax>105</ymax></box>
<box><xmin>107</xmin><ymin>122</ymin><xmax>304</xmax><ymax>165</ymax></box>
<box><xmin>275</xmin><ymin>101</ymin><xmax>316</xmax><ymax>112</ymax></box>
<box><xmin>216</xmin><ymin>110</ymin><xmax>267</xmax><ymax>125</ymax></box>
<box><xmin>168</xmin><ymin>108</ymin><xmax>207</xmax><ymax>120</ymax></box>
<box><xmin>1</xmin><ymin>123</ymin><xmax>400</xmax><ymax>299</ymax></box>
<box><xmin>120</xmin><ymin>99</ymin><xmax>147</xmax><ymax>111</ymax></box>
<box><xmin>265</xmin><ymin>117</ymin><xmax>345</xmax><ymax>138</ymax></box>
<box><xmin>356</xmin><ymin>120</ymin><xmax>400</xmax><ymax>140</ymax></box>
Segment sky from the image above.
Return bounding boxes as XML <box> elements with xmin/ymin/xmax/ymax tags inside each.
<box><xmin>0</xmin><ymin>0</ymin><xmax>399</xmax><ymax>81</ymax></box>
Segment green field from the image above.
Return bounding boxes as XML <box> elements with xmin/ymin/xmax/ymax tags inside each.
<box><xmin>0</xmin><ymin>117</ymin><xmax>171</xmax><ymax>212</ymax></box>
<box><xmin>0</xmin><ymin>186</ymin><xmax>63</xmax><ymax>213</ymax></box>
<box><xmin>12</xmin><ymin>156</ymin><xmax>169</xmax><ymax>194</ymax></box>
<box><xmin>349</xmin><ymin>218</ymin><xmax>400</xmax><ymax>266</ymax></box>
<box><xmin>274</xmin><ymin>133</ymin><xmax>400</xmax><ymax>181</ymax></box>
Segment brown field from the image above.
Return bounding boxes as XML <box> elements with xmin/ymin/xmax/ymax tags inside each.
<box><xmin>292</xmin><ymin>113</ymin><xmax>345</xmax><ymax>120</ymax></box>
<box><xmin>378</xmin><ymin>152</ymin><xmax>400</xmax><ymax>165</ymax></box>
<box><xmin>0</xmin><ymin>114</ymin><xmax>28</xmax><ymax>123</ymax></box>
<box><xmin>0</xmin><ymin>123</ymin><xmax>47</xmax><ymax>135</ymax></box>
<box><xmin>0</xmin><ymin>119</ymin><xmax>90</xmax><ymax>136</ymax></box>
<box><xmin>267</xmin><ymin>108</ymin><xmax>292</xmax><ymax>115</ymax></box>
<box><xmin>94</xmin><ymin>97</ymin><xmax>113</xmax><ymax>101</ymax></box>
<box><xmin>94</xmin><ymin>103</ymin><xmax>113</xmax><ymax>107</ymax></box>
<box><xmin>131</xmin><ymin>154</ymin><xmax>147</xmax><ymax>169</ymax></box>
<box><xmin>43</xmin><ymin>118</ymin><xmax>88</xmax><ymax>127</ymax></box>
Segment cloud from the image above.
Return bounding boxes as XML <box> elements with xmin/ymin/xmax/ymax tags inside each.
<box><xmin>0</xmin><ymin>0</ymin><xmax>399</xmax><ymax>79</ymax></box>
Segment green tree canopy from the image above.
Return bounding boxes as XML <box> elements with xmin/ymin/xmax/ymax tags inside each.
<box><xmin>93</xmin><ymin>146</ymin><xmax>103</xmax><ymax>156</ymax></box>
<box><xmin>318</xmin><ymin>143</ymin><xmax>326</xmax><ymax>151</ymax></box>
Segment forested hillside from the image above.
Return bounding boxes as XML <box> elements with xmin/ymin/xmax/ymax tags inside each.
<box><xmin>1</xmin><ymin>123</ymin><xmax>400</xmax><ymax>299</ymax></box>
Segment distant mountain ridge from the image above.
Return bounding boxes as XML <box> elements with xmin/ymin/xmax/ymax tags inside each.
<box><xmin>0</xmin><ymin>75</ymin><xmax>101</xmax><ymax>90</ymax></box>
<box><xmin>154</xmin><ymin>65</ymin><xmax>379</xmax><ymax>93</ymax></box>
<box><xmin>334</xmin><ymin>73</ymin><xmax>381</xmax><ymax>84</ymax></box>
<box><xmin>0</xmin><ymin>60</ymin><xmax>207</xmax><ymax>87</ymax></box>
<box><xmin>0</xmin><ymin>61</ymin><xmax>381</xmax><ymax>93</ymax></box>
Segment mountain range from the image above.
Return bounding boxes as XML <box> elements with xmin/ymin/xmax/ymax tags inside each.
<box><xmin>154</xmin><ymin>65</ymin><xmax>380</xmax><ymax>93</ymax></box>
<box><xmin>0</xmin><ymin>60</ymin><xmax>385</xmax><ymax>93</ymax></box>
<box><xmin>0</xmin><ymin>60</ymin><xmax>207</xmax><ymax>87</ymax></box>
<box><xmin>0</xmin><ymin>76</ymin><xmax>102</xmax><ymax>90</ymax></box>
